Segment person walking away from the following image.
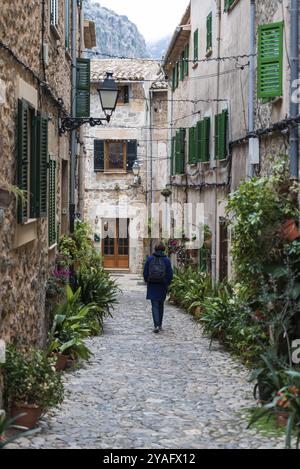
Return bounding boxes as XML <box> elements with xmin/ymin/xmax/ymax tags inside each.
<box><xmin>143</xmin><ymin>242</ymin><xmax>173</xmax><ymax>333</ymax></box>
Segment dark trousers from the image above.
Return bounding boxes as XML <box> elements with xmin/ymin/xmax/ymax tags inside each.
<box><xmin>151</xmin><ymin>300</ymin><xmax>164</xmax><ymax>328</ymax></box>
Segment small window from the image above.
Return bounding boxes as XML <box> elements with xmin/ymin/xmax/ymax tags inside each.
<box><xmin>117</xmin><ymin>86</ymin><xmax>129</xmax><ymax>105</ymax></box>
<box><xmin>94</xmin><ymin>140</ymin><xmax>137</xmax><ymax>173</ymax></box>
<box><xmin>206</xmin><ymin>13</ymin><xmax>212</xmax><ymax>54</ymax></box>
<box><xmin>105</xmin><ymin>142</ymin><xmax>125</xmax><ymax>171</ymax></box>
<box><xmin>50</xmin><ymin>0</ymin><xmax>59</xmax><ymax>28</ymax></box>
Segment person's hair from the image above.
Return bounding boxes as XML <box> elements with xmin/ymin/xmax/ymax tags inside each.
<box><xmin>154</xmin><ymin>242</ymin><xmax>166</xmax><ymax>252</ymax></box>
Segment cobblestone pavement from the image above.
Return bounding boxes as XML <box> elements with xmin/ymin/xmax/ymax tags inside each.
<box><xmin>13</xmin><ymin>275</ymin><xmax>285</xmax><ymax>449</ymax></box>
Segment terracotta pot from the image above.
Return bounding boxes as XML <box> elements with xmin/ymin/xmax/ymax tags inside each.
<box><xmin>11</xmin><ymin>403</ymin><xmax>42</xmax><ymax>430</ymax></box>
<box><xmin>54</xmin><ymin>353</ymin><xmax>68</xmax><ymax>372</ymax></box>
<box><xmin>282</xmin><ymin>219</ymin><xmax>300</xmax><ymax>242</ymax></box>
<box><xmin>275</xmin><ymin>411</ymin><xmax>289</xmax><ymax>428</ymax></box>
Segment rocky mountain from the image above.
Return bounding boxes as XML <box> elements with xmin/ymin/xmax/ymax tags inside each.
<box><xmin>147</xmin><ymin>36</ymin><xmax>172</xmax><ymax>60</ymax></box>
<box><xmin>83</xmin><ymin>0</ymin><xmax>149</xmax><ymax>58</ymax></box>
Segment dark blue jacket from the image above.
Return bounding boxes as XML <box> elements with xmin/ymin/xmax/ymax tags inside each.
<box><xmin>143</xmin><ymin>252</ymin><xmax>174</xmax><ymax>301</ymax></box>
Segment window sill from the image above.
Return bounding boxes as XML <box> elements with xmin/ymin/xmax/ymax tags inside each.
<box><xmin>104</xmin><ymin>170</ymin><xmax>128</xmax><ymax>175</ymax></box>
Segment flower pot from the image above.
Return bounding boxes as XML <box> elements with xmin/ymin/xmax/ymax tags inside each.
<box><xmin>54</xmin><ymin>353</ymin><xmax>68</xmax><ymax>372</ymax></box>
<box><xmin>275</xmin><ymin>411</ymin><xmax>289</xmax><ymax>428</ymax></box>
<box><xmin>11</xmin><ymin>403</ymin><xmax>42</xmax><ymax>430</ymax></box>
<box><xmin>281</xmin><ymin>219</ymin><xmax>300</xmax><ymax>242</ymax></box>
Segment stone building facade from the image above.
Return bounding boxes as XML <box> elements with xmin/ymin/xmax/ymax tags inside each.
<box><xmin>163</xmin><ymin>0</ymin><xmax>296</xmax><ymax>282</ymax></box>
<box><xmin>82</xmin><ymin>59</ymin><xmax>168</xmax><ymax>273</ymax></box>
<box><xmin>0</xmin><ymin>0</ymin><xmax>95</xmax><ymax>366</ymax></box>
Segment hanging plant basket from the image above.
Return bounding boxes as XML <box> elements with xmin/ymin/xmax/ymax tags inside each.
<box><xmin>161</xmin><ymin>188</ymin><xmax>172</xmax><ymax>200</ymax></box>
<box><xmin>281</xmin><ymin>219</ymin><xmax>300</xmax><ymax>242</ymax></box>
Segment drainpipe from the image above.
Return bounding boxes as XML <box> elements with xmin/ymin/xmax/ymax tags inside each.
<box><xmin>212</xmin><ymin>0</ymin><xmax>222</xmax><ymax>286</ymax></box>
<box><xmin>248</xmin><ymin>0</ymin><xmax>256</xmax><ymax>179</ymax></box>
<box><xmin>70</xmin><ymin>0</ymin><xmax>77</xmax><ymax>233</ymax></box>
<box><xmin>290</xmin><ymin>0</ymin><xmax>299</xmax><ymax>180</ymax></box>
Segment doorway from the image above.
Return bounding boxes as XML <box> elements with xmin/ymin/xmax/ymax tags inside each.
<box><xmin>102</xmin><ymin>219</ymin><xmax>129</xmax><ymax>269</ymax></box>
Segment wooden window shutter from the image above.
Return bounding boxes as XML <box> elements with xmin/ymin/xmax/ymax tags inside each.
<box><xmin>203</xmin><ymin>117</ymin><xmax>211</xmax><ymax>162</ymax></box>
<box><xmin>184</xmin><ymin>44</ymin><xmax>189</xmax><ymax>76</ymax></box>
<box><xmin>126</xmin><ymin>140</ymin><xmax>137</xmax><ymax>171</ymax></box>
<box><xmin>36</xmin><ymin>112</ymin><xmax>48</xmax><ymax>217</ymax></box>
<box><xmin>17</xmin><ymin>99</ymin><xmax>29</xmax><ymax>224</ymax></box>
<box><xmin>171</xmin><ymin>136</ymin><xmax>175</xmax><ymax>175</ymax></box>
<box><xmin>48</xmin><ymin>159</ymin><xmax>57</xmax><ymax>247</ymax></box>
<box><xmin>194</xmin><ymin>29</ymin><xmax>199</xmax><ymax>62</ymax></box>
<box><xmin>172</xmin><ymin>66</ymin><xmax>176</xmax><ymax>92</ymax></box>
<box><xmin>179</xmin><ymin>128</ymin><xmax>186</xmax><ymax>173</ymax></box>
<box><xmin>224</xmin><ymin>0</ymin><xmax>235</xmax><ymax>13</ymax></box>
<box><xmin>189</xmin><ymin>127</ymin><xmax>196</xmax><ymax>164</ymax></box>
<box><xmin>94</xmin><ymin>140</ymin><xmax>104</xmax><ymax>171</ymax></box>
<box><xmin>50</xmin><ymin>0</ymin><xmax>58</xmax><ymax>26</ymax></box>
<box><xmin>215</xmin><ymin>111</ymin><xmax>228</xmax><ymax>160</ymax></box>
<box><xmin>180</xmin><ymin>51</ymin><xmax>185</xmax><ymax>81</ymax></box>
<box><xmin>215</xmin><ymin>114</ymin><xmax>220</xmax><ymax>160</ymax></box>
<box><xmin>76</xmin><ymin>58</ymin><xmax>91</xmax><ymax>118</ymax></box>
<box><xmin>258</xmin><ymin>22</ymin><xmax>283</xmax><ymax>99</ymax></box>
<box><xmin>207</xmin><ymin>13</ymin><xmax>212</xmax><ymax>52</ymax></box>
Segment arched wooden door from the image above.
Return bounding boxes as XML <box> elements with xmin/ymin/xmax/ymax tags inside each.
<box><xmin>102</xmin><ymin>219</ymin><xmax>129</xmax><ymax>269</ymax></box>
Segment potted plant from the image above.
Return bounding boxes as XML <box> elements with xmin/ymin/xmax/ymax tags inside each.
<box><xmin>2</xmin><ymin>347</ymin><xmax>64</xmax><ymax>429</ymax></box>
<box><xmin>161</xmin><ymin>187</ymin><xmax>172</xmax><ymax>201</ymax></box>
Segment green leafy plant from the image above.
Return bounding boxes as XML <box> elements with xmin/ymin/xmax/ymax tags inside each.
<box><xmin>48</xmin><ymin>286</ymin><xmax>95</xmax><ymax>360</ymax></box>
<box><xmin>0</xmin><ymin>413</ymin><xmax>39</xmax><ymax>449</ymax></box>
<box><xmin>2</xmin><ymin>347</ymin><xmax>64</xmax><ymax>410</ymax></box>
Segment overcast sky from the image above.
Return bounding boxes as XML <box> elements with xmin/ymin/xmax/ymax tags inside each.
<box><xmin>92</xmin><ymin>0</ymin><xmax>189</xmax><ymax>43</ymax></box>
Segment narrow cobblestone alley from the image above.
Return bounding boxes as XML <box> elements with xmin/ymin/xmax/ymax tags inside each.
<box><xmin>13</xmin><ymin>276</ymin><xmax>284</xmax><ymax>450</ymax></box>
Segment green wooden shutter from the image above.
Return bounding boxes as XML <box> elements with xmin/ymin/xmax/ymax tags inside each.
<box><xmin>180</xmin><ymin>128</ymin><xmax>186</xmax><ymax>173</ymax></box>
<box><xmin>172</xmin><ymin>66</ymin><xmax>176</xmax><ymax>92</ymax></box>
<box><xmin>196</xmin><ymin>121</ymin><xmax>202</xmax><ymax>162</ymax></box>
<box><xmin>203</xmin><ymin>117</ymin><xmax>211</xmax><ymax>162</ymax></box>
<box><xmin>36</xmin><ymin>112</ymin><xmax>48</xmax><ymax>217</ymax></box>
<box><xmin>175</xmin><ymin>132</ymin><xmax>181</xmax><ymax>174</ymax></box>
<box><xmin>215</xmin><ymin>111</ymin><xmax>228</xmax><ymax>160</ymax></box>
<box><xmin>76</xmin><ymin>58</ymin><xmax>91</xmax><ymax>118</ymax></box>
<box><xmin>65</xmin><ymin>0</ymin><xmax>70</xmax><ymax>49</ymax></box>
<box><xmin>94</xmin><ymin>140</ymin><xmax>104</xmax><ymax>172</ymax></box>
<box><xmin>224</xmin><ymin>0</ymin><xmax>235</xmax><ymax>13</ymax></box>
<box><xmin>194</xmin><ymin>29</ymin><xmax>199</xmax><ymax>62</ymax></box>
<box><xmin>17</xmin><ymin>99</ymin><xmax>29</xmax><ymax>224</ymax></box>
<box><xmin>180</xmin><ymin>51</ymin><xmax>185</xmax><ymax>81</ymax></box>
<box><xmin>184</xmin><ymin>44</ymin><xmax>189</xmax><ymax>76</ymax></box>
<box><xmin>207</xmin><ymin>13</ymin><xmax>212</xmax><ymax>52</ymax></box>
<box><xmin>258</xmin><ymin>22</ymin><xmax>283</xmax><ymax>99</ymax></box>
<box><xmin>171</xmin><ymin>136</ymin><xmax>175</xmax><ymax>175</ymax></box>
<box><xmin>48</xmin><ymin>159</ymin><xmax>56</xmax><ymax>246</ymax></box>
<box><xmin>189</xmin><ymin>127</ymin><xmax>196</xmax><ymax>164</ymax></box>
<box><xmin>126</xmin><ymin>140</ymin><xmax>137</xmax><ymax>171</ymax></box>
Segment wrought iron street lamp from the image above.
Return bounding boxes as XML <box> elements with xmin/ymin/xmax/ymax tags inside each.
<box><xmin>59</xmin><ymin>72</ymin><xmax>119</xmax><ymax>133</ymax></box>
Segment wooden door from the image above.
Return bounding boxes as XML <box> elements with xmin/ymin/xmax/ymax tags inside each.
<box><xmin>102</xmin><ymin>219</ymin><xmax>129</xmax><ymax>269</ymax></box>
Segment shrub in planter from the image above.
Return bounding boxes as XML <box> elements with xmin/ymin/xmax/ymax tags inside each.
<box><xmin>2</xmin><ymin>347</ymin><xmax>64</xmax><ymax>429</ymax></box>
<box><xmin>48</xmin><ymin>286</ymin><xmax>95</xmax><ymax>362</ymax></box>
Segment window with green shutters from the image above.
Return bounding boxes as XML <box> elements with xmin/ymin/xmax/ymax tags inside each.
<box><xmin>36</xmin><ymin>113</ymin><xmax>48</xmax><ymax>217</ymax></box>
<box><xmin>48</xmin><ymin>159</ymin><xmax>57</xmax><ymax>247</ymax></box>
<box><xmin>184</xmin><ymin>44</ymin><xmax>189</xmax><ymax>76</ymax></box>
<box><xmin>193</xmin><ymin>29</ymin><xmax>199</xmax><ymax>62</ymax></box>
<box><xmin>175</xmin><ymin>129</ymin><xmax>185</xmax><ymax>174</ymax></box>
<box><xmin>65</xmin><ymin>0</ymin><xmax>70</xmax><ymax>50</ymax></box>
<box><xmin>17</xmin><ymin>99</ymin><xmax>48</xmax><ymax>224</ymax></box>
<box><xmin>258</xmin><ymin>22</ymin><xmax>284</xmax><ymax>99</ymax></box>
<box><xmin>189</xmin><ymin>127</ymin><xmax>196</xmax><ymax>164</ymax></box>
<box><xmin>171</xmin><ymin>136</ymin><xmax>176</xmax><ymax>175</ymax></box>
<box><xmin>50</xmin><ymin>0</ymin><xmax>58</xmax><ymax>27</ymax></box>
<box><xmin>180</xmin><ymin>51</ymin><xmax>185</xmax><ymax>81</ymax></box>
<box><xmin>206</xmin><ymin>12</ymin><xmax>212</xmax><ymax>53</ymax></box>
<box><xmin>196</xmin><ymin>117</ymin><xmax>211</xmax><ymax>162</ymax></box>
<box><xmin>76</xmin><ymin>58</ymin><xmax>91</xmax><ymax>118</ymax></box>
<box><xmin>215</xmin><ymin>110</ymin><xmax>228</xmax><ymax>160</ymax></box>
